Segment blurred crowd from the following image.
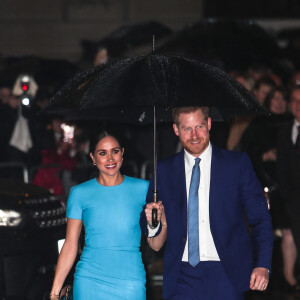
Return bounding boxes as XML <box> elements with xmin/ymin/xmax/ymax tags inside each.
<box><xmin>0</xmin><ymin>20</ymin><xmax>300</xmax><ymax>298</ymax></box>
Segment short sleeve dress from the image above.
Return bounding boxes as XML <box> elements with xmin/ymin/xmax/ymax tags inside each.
<box><xmin>66</xmin><ymin>176</ymin><xmax>149</xmax><ymax>299</ymax></box>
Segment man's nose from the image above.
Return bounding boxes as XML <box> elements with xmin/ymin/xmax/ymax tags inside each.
<box><xmin>191</xmin><ymin>129</ymin><xmax>198</xmax><ymax>138</ymax></box>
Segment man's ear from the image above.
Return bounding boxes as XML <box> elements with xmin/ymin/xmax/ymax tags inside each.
<box><xmin>208</xmin><ymin>117</ymin><xmax>212</xmax><ymax>131</ymax></box>
<box><xmin>173</xmin><ymin>123</ymin><xmax>179</xmax><ymax>136</ymax></box>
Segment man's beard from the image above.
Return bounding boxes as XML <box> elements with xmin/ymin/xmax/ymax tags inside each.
<box><xmin>182</xmin><ymin>137</ymin><xmax>209</xmax><ymax>156</ymax></box>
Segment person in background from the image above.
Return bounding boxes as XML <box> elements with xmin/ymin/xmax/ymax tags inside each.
<box><xmin>32</xmin><ymin>117</ymin><xmax>77</xmax><ymax>196</ymax></box>
<box><xmin>240</xmin><ymin>86</ymin><xmax>291</xmax><ymax>187</ymax></box>
<box><xmin>227</xmin><ymin>71</ymin><xmax>255</xmax><ymax>150</ymax></box>
<box><xmin>50</xmin><ymin>131</ymin><xmax>149</xmax><ymax>299</ymax></box>
<box><xmin>252</xmin><ymin>76</ymin><xmax>276</xmax><ymax>105</ymax></box>
<box><xmin>277</xmin><ymin>85</ymin><xmax>300</xmax><ymax>294</ymax></box>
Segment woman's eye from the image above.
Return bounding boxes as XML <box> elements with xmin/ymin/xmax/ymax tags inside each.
<box><xmin>99</xmin><ymin>152</ymin><xmax>106</xmax><ymax>156</ymax></box>
<box><xmin>112</xmin><ymin>149</ymin><xmax>119</xmax><ymax>154</ymax></box>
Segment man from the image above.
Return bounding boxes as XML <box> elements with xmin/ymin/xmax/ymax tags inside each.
<box><xmin>277</xmin><ymin>86</ymin><xmax>300</xmax><ymax>291</ymax></box>
<box><xmin>141</xmin><ymin>107</ymin><xmax>273</xmax><ymax>299</ymax></box>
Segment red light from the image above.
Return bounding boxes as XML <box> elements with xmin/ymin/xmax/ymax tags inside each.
<box><xmin>22</xmin><ymin>83</ymin><xmax>28</xmax><ymax>91</ymax></box>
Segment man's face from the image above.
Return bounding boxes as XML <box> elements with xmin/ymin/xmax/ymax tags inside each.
<box><xmin>290</xmin><ymin>89</ymin><xmax>300</xmax><ymax>122</ymax></box>
<box><xmin>254</xmin><ymin>84</ymin><xmax>272</xmax><ymax>104</ymax></box>
<box><xmin>173</xmin><ymin>109</ymin><xmax>211</xmax><ymax>157</ymax></box>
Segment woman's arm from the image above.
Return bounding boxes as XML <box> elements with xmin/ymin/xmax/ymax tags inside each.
<box><xmin>49</xmin><ymin>218</ymin><xmax>82</xmax><ymax>299</ymax></box>
<box><xmin>145</xmin><ymin>202</ymin><xmax>167</xmax><ymax>251</ymax></box>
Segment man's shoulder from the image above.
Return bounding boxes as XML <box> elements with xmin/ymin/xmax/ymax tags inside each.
<box><xmin>157</xmin><ymin>151</ymin><xmax>183</xmax><ymax>167</ymax></box>
<box><xmin>212</xmin><ymin>145</ymin><xmax>247</xmax><ymax>160</ymax></box>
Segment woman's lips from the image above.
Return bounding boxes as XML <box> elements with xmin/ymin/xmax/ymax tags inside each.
<box><xmin>105</xmin><ymin>163</ymin><xmax>117</xmax><ymax>169</ymax></box>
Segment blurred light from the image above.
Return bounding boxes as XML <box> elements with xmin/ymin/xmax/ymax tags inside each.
<box><xmin>264</xmin><ymin>187</ymin><xmax>269</xmax><ymax>193</ymax></box>
<box><xmin>21</xmin><ymin>83</ymin><xmax>28</xmax><ymax>91</ymax></box>
<box><xmin>22</xmin><ymin>97</ymin><xmax>30</xmax><ymax>106</ymax></box>
<box><xmin>61</xmin><ymin>123</ymin><xmax>74</xmax><ymax>142</ymax></box>
<box><xmin>0</xmin><ymin>210</ymin><xmax>22</xmax><ymax>226</ymax></box>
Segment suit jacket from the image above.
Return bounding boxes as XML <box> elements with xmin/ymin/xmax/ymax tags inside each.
<box><xmin>141</xmin><ymin>145</ymin><xmax>273</xmax><ymax>299</ymax></box>
<box><xmin>277</xmin><ymin>122</ymin><xmax>300</xmax><ymax>206</ymax></box>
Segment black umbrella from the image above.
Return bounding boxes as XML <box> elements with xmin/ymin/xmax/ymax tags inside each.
<box><xmin>44</xmin><ymin>54</ymin><xmax>266</xmax><ymax>225</ymax></box>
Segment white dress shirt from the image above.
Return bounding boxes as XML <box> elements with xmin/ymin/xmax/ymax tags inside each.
<box><xmin>182</xmin><ymin>143</ymin><xmax>220</xmax><ymax>261</ymax></box>
<box><xmin>292</xmin><ymin>119</ymin><xmax>300</xmax><ymax>144</ymax></box>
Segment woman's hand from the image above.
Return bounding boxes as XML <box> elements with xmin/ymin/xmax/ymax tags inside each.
<box><xmin>145</xmin><ymin>201</ymin><xmax>166</xmax><ymax>228</ymax></box>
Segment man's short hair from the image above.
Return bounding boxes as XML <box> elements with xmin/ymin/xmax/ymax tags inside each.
<box><xmin>172</xmin><ymin>107</ymin><xmax>210</xmax><ymax>125</ymax></box>
<box><xmin>288</xmin><ymin>85</ymin><xmax>300</xmax><ymax>102</ymax></box>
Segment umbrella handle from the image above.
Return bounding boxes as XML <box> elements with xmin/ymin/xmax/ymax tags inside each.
<box><xmin>152</xmin><ymin>209</ymin><xmax>158</xmax><ymax>228</ymax></box>
<box><xmin>152</xmin><ymin>190</ymin><xmax>158</xmax><ymax>227</ymax></box>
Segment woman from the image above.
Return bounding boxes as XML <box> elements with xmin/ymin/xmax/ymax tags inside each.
<box><xmin>50</xmin><ymin>131</ymin><xmax>149</xmax><ymax>299</ymax></box>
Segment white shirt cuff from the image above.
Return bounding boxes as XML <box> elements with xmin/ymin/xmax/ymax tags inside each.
<box><xmin>147</xmin><ymin>222</ymin><xmax>160</xmax><ymax>237</ymax></box>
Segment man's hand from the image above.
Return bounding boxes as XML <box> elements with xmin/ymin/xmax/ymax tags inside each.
<box><xmin>145</xmin><ymin>201</ymin><xmax>166</xmax><ymax>228</ymax></box>
<box><xmin>249</xmin><ymin>267</ymin><xmax>269</xmax><ymax>291</ymax></box>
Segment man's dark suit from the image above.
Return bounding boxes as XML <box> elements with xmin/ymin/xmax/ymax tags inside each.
<box><xmin>277</xmin><ymin>122</ymin><xmax>300</xmax><ymax>250</ymax></box>
<box><xmin>141</xmin><ymin>145</ymin><xmax>273</xmax><ymax>299</ymax></box>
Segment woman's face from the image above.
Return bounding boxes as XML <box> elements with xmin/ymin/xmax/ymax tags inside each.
<box><xmin>90</xmin><ymin>136</ymin><xmax>124</xmax><ymax>177</ymax></box>
<box><xmin>269</xmin><ymin>91</ymin><xmax>287</xmax><ymax>114</ymax></box>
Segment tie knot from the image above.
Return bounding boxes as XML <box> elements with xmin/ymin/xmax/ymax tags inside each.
<box><xmin>194</xmin><ymin>157</ymin><xmax>201</xmax><ymax>165</ymax></box>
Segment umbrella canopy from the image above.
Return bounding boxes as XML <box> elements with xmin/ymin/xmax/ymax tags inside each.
<box><xmin>44</xmin><ymin>54</ymin><xmax>265</xmax><ymax>122</ymax></box>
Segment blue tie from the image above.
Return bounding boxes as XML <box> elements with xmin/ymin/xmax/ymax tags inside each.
<box><xmin>188</xmin><ymin>157</ymin><xmax>201</xmax><ymax>267</ymax></box>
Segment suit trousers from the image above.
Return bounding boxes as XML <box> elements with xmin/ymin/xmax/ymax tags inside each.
<box><xmin>166</xmin><ymin>261</ymin><xmax>244</xmax><ymax>300</ymax></box>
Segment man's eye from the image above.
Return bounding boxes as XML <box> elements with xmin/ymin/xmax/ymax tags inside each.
<box><xmin>184</xmin><ymin>128</ymin><xmax>191</xmax><ymax>131</ymax></box>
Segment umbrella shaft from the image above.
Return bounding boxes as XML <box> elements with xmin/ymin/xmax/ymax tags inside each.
<box><xmin>153</xmin><ymin>106</ymin><xmax>157</xmax><ymax>193</ymax></box>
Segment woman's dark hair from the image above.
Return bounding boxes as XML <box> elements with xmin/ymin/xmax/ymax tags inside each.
<box><xmin>89</xmin><ymin>130</ymin><xmax>123</xmax><ymax>154</ymax></box>
<box><xmin>264</xmin><ymin>86</ymin><xmax>287</xmax><ymax>110</ymax></box>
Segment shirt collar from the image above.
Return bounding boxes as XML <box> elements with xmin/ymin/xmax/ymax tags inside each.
<box><xmin>293</xmin><ymin>119</ymin><xmax>300</xmax><ymax>128</ymax></box>
<box><xmin>184</xmin><ymin>142</ymin><xmax>212</xmax><ymax>168</ymax></box>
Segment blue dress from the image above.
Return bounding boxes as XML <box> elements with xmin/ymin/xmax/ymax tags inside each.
<box><xmin>66</xmin><ymin>176</ymin><xmax>149</xmax><ymax>300</ymax></box>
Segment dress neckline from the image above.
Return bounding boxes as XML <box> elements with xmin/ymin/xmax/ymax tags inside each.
<box><xmin>94</xmin><ymin>175</ymin><xmax>126</xmax><ymax>187</ymax></box>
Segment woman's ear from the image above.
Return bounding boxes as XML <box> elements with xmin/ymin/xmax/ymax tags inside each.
<box><xmin>90</xmin><ymin>153</ymin><xmax>95</xmax><ymax>163</ymax></box>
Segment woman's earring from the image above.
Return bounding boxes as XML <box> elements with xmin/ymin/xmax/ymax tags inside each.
<box><xmin>93</xmin><ymin>161</ymin><xmax>96</xmax><ymax>165</ymax></box>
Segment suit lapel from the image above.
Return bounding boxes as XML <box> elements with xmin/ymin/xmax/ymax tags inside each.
<box><xmin>209</xmin><ymin>145</ymin><xmax>223</xmax><ymax>244</ymax></box>
<box><xmin>172</xmin><ymin>150</ymin><xmax>188</xmax><ymax>236</ymax></box>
